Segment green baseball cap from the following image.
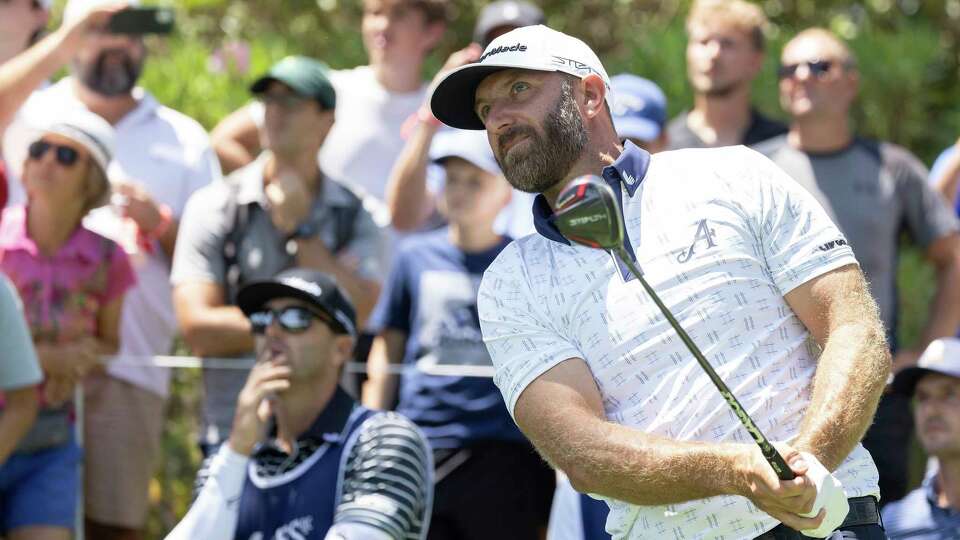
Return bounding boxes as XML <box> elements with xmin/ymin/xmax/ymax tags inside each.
<box><xmin>250</xmin><ymin>56</ymin><xmax>336</xmax><ymax>109</ymax></box>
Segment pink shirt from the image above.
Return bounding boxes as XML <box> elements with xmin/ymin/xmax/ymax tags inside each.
<box><xmin>0</xmin><ymin>206</ymin><xmax>136</xmax><ymax>344</ymax></box>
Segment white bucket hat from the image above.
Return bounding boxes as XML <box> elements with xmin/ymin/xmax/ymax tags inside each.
<box><xmin>34</xmin><ymin>109</ymin><xmax>115</xmax><ymax>175</ymax></box>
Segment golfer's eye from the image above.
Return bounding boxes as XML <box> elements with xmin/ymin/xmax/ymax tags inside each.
<box><xmin>511</xmin><ymin>82</ymin><xmax>530</xmax><ymax>95</ymax></box>
<box><xmin>477</xmin><ymin>104</ymin><xmax>491</xmax><ymax>122</ymax></box>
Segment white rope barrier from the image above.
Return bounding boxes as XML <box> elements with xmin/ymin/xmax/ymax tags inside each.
<box><xmin>100</xmin><ymin>355</ymin><xmax>496</xmax><ymax>378</ymax></box>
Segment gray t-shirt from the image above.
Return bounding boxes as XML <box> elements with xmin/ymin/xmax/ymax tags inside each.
<box><xmin>666</xmin><ymin>109</ymin><xmax>788</xmax><ymax>150</ymax></box>
<box><xmin>756</xmin><ymin>136</ymin><xmax>960</xmax><ymax>335</ymax></box>
<box><xmin>171</xmin><ymin>154</ymin><xmax>385</xmax><ymax>444</ymax></box>
<box><xmin>0</xmin><ymin>273</ymin><xmax>42</xmax><ymax>391</ymax></box>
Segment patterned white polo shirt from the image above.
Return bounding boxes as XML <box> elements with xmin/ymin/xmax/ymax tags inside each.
<box><xmin>478</xmin><ymin>143</ymin><xmax>880</xmax><ymax>540</ymax></box>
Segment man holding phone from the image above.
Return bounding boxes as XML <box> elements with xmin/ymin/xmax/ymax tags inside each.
<box><xmin>4</xmin><ymin>2</ymin><xmax>220</xmax><ymax>539</ymax></box>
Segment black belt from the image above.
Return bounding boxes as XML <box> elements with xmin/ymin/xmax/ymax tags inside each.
<box><xmin>753</xmin><ymin>496</ymin><xmax>880</xmax><ymax>539</ymax></box>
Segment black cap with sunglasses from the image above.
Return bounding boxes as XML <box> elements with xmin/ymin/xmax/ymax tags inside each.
<box><xmin>237</xmin><ymin>269</ymin><xmax>357</xmax><ymax>338</ymax></box>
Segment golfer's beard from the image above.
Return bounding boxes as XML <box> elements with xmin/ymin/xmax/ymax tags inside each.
<box><xmin>497</xmin><ymin>82</ymin><xmax>588</xmax><ymax>194</ymax></box>
<box><xmin>79</xmin><ymin>50</ymin><xmax>143</xmax><ymax>97</ymax></box>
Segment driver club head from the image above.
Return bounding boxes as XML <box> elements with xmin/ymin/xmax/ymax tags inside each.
<box><xmin>554</xmin><ymin>175</ymin><xmax>625</xmax><ymax>251</ymax></box>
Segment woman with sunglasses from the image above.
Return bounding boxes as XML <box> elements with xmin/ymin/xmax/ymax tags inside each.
<box><xmin>0</xmin><ymin>109</ymin><xmax>135</xmax><ymax>540</ymax></box>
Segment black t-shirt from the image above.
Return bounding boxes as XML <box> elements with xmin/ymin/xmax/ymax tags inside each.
<box><xmin>666</xmin><ymin>108</ymin><xmax>787</xmax><ymax>150</ymax></box>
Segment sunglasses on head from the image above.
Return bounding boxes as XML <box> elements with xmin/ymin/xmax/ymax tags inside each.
<box><xmin>777</xmin><ymin>59</ymin><xmax>840</xmax><ymax>80</ymax></box>
<box><xmin>27</xmin><ymin>140</ymin><xmax>81</xmax><ymax>167</ymax></box>
<box><xmin>249</xmin><ymin>306</ymin><xmax>336</xmax><ymax>334</ymax></box>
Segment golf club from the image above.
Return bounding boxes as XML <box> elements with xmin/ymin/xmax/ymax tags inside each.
<box><xmin>553</xmin><ymin>175</ymin><xmax>795</xmax><ymax>481</ymax></box>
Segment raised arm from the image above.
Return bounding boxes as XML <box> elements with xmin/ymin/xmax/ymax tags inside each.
<box><xmin>903</xmin><ymin>234</ymin><xmax>960</xmax><ymax>369</ymax></box>
<box><xmin>0</xmin><ymin>3</ymin><xmax>124</xmax><ymax>133</ymax></box>
<box><xmin>386</xmin><ymin>45</ymin><xmax>481</xmax><ymax>232</ymax></box>
<box><xmin>785</xmin><ymin>263</ymin><xmax>890</xmax><ymax>471</ymax></box>
<box><xmin>210</xmin><ymin>105</ymin><xmax>262</xmax><ymax>175</ymax></box>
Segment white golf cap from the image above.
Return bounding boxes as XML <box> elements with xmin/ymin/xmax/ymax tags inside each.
<box><xmin>34</xmin><ymin>109</ymin><xmax>115</xmax><ymax>175</ymax></box>
<box><xmin>429</xmin><ymin>24</ymin><xmax>612</xmax><ymax>130</ymax></box>
<box><xmin>429</xmin><ymin>129</ymin><xmax>501</xmax><ymax>177</ymax></box>
<box><xmin>64</xmin><ymin>0</ymin><xmax>139</xmax><ymax>24</ymax></box>
<box><xmin>892</xmin><ymin>337</ymin><xmax>960</xmax><ymax>396</ymax></box>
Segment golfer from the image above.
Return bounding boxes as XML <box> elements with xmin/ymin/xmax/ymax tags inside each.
<box><xmin>429</xmin><ymin>25</ymin><xmax>888</xmax><ymax>539</ymax></box>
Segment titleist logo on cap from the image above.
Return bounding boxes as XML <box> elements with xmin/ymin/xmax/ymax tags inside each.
<box><xmin>281</xmin><ymin>276</ymin><xmax>323</xmax><ymax>297</ymax></box>
<box><xmin>480</xmin><ymin>43</ymin><xmax>528</xmax><ymax>62</ymax></box>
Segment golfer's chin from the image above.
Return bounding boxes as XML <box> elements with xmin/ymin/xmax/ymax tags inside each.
<box><xmin>502</xmin><ymin>169</ymin><xmax>560</xmax><ymax>195</ymax></box>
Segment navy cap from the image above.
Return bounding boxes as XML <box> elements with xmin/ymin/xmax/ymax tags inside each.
<box><xmin>610</xmin><ymin>74</ymin><xmax>667</xmax><ymax>142</ymax></box>
<box><xmin>237</xmin><ymin>269</ymin><xmax>357</xmax><ymax>337</ymax></box>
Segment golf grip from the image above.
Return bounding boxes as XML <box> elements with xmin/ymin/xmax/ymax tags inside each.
<box><xmin>615</xmin><ymin>248</ymin><xmax>796</xmax><ymax>481</ymax></box>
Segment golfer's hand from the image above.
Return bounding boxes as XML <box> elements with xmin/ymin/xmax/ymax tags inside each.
<box><xmin>227</xmin><ymin>355</ymin><xmax>291</xmax><ymax>456</ymax></box>
<box><xmin>736</xmin><ymin>443</ymin><xmax>825</xmax><ymax>531</ymax></box>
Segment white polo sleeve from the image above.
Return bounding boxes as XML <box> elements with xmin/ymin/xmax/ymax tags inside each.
<box><xmin>163</xmin><ymin>445</ymin><xmax>248</xmax><ymax>540</ymax></box>
<box><xmin>737</xmin><ymin>147</ymin><xmax>859</xmax><ymax>295</ymax></box>
<box><xmin>478</xmin><ymin>243</ymin><xmax>582</xmax><ymax>418</ymax></box>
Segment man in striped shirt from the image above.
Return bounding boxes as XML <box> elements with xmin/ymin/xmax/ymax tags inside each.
<box><xmin>166</xmin><ymin>269</ymin><xmax>433</xmax><ymax>540</ymax></box>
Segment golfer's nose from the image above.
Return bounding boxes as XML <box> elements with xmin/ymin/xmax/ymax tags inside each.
<box><xmin>484</xmin><ymin>99</ymin><xmax>519</xmax><ymax>137</ymax></box>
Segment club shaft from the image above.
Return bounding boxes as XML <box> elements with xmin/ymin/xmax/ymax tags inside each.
<box><xmin>615</xmin><ymin>249</ymin><xmax>795</xmax><ymax>481</ymax></box>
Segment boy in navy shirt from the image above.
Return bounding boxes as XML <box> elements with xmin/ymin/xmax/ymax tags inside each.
<box><xmin>364</xmin><ymin>129</ymin><xmax>554</xmax><ymax>539</ymax></box>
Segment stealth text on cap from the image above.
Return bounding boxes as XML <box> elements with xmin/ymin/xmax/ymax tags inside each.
<box><xmin>480</xmin><ymin>43</ymin><xmax>528</xmax><ymax>62</ymax></box>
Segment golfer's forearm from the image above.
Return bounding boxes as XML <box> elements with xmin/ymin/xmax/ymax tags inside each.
<box><xmin>541</xmin><ymin>411</ymin><xmax>744</xmax><ymax>505</ymax></box>
<box><xmin>794</xmin><ymin>320</ymin><xmax>889</xmax><ymax>471</ymax></box>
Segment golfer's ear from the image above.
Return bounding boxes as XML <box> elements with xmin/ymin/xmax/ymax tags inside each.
<box><xmin>580</xmin><ymin>74</ymin><xmax>607</xmax><ymax>121</ymax></box>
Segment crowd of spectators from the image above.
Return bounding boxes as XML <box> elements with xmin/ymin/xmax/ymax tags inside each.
<box><xmin>0</xmin><ymin>0</ymin><xmax>959</xmax><ymax>538</ymax></box>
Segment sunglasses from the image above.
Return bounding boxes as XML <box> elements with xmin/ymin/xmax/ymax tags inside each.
<box><xmin>27</xmin><ymin>140</ymin><xmax>81</xmax><ymax>167</ymax></box>
<box><xmin>777</xmin><ymin>59</ymin><xmax>841</xmax><ymax>80</ymax></box>
<box><xmin>249</xmin><ymin>306</ymin><xmax>335</xmax><ymax>334</ymax></box>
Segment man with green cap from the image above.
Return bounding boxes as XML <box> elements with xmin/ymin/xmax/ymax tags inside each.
<box><xmin>172</xmin><ymin>56</ymin><xmax>385</xmax><ymax>465</ymax></box>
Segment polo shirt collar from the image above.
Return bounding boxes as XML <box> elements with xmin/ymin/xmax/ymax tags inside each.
<box><xmin>115</xmin><ymin>87</ymin><xmax>159</xmax><ymax>129</ymax></box>
<box><xmin>51</xmin><ymin>78</ymin><xmax>158</xmax><ymax>130</ymax></box>
<box><xmin>531</xmin><ymin>142</ymin><xmax>650</xmax><ymax>280</ymax></box>
<box><xmin>261</xmin><ymin>386</ymin><xmax>357</xmax><ymax>449</ymax></box>
<box><xmin>0</xmin><ymin>206</ymin><xmax>102</xmax><ymax>263</ymax></box>
<box><xmin>236</xmin><ymin>153</ymin><xmax>356</xmax><ymax>210</ymax></box>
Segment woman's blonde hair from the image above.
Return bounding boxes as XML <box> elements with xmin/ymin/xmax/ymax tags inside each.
<box><xmin>81</xmin><ymin>160</ymin><xmax>112</xmax><ymax>215</ymax></box>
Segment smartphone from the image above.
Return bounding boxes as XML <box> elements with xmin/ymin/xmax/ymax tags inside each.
<box><xmin>107</xmin><ymin>7</ymin><xmax>175</xmax><ymax>35</ymax></box>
